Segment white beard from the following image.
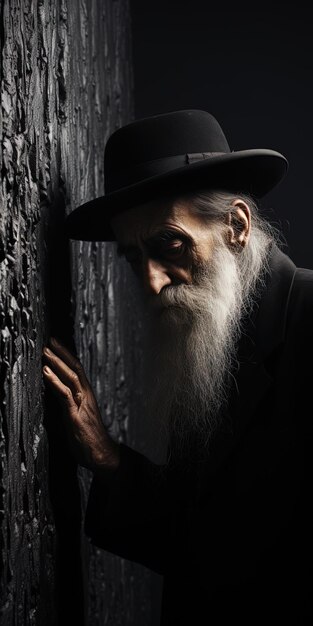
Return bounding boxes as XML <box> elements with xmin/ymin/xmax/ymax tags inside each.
<box><xmin>143</xmin><ymin>230</ymin><xmax>270</xmax><ymax>465</ymax></box>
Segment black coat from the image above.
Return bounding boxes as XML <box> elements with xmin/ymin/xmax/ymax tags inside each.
<box><xmin>85</xmin><ymin>245</ymin><xmax>313</xmax><ymax>624</ymax></box>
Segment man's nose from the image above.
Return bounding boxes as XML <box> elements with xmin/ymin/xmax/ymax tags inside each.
<box><xmin>142</xmin><ymin>257</ymin><xmax>172</xmax><ymax>295</ymax></box>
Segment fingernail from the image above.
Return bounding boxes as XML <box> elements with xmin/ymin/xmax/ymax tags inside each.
<box><xmin>43</xmin><ymin>366</ymin><xmax>51</xmax><ymax>374</ymax></box>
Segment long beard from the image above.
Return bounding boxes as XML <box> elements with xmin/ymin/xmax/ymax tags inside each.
<box><xmin>143</xmin><ymin>233</ymin><xmax>269</xmax><ymax>464</ymax></box>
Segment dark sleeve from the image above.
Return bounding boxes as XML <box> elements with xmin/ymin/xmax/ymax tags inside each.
<box><xmin>84</xmin><ymin>443</ymin><xmax>177</xmax><ymax>574</ymax></box>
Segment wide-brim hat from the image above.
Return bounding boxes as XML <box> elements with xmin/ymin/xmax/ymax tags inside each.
<box><xmin>65</xmin><ymin>109</ymin><xmax>288</xmax><ymax>241</ymax></box>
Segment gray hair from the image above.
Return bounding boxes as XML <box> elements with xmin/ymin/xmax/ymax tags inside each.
<box><xmin>179</xmin><ymin>189</ymin><xmax>281</xmax><ymax>305</ymax></box>
<box><xmin>144</xmin><ymin>189</ymin><xmax>282</xmax><ymax>463</ymax></box>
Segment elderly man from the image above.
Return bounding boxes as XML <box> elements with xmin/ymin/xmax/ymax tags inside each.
<box><xmin>43</xmin><ymin>110</ymin><xmax>312</xmax><ymax>624</ymax></box>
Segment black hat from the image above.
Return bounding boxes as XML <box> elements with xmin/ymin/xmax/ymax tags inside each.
<box><xmin>65</xmin><ymin>109</ymin><xmax>288</xmax><ymax>241</ymax></box>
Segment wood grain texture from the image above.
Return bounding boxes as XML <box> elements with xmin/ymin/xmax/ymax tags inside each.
<box><xmin>0</xmin><ymin>1</ymin><xmax>155</xmax><ymax>624</ymax></box>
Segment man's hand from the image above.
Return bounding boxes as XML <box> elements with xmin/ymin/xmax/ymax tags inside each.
<box><xmin>42</xmin><ymin>337</ymin><xmax>120</xmax><ymax>476</ymax></box>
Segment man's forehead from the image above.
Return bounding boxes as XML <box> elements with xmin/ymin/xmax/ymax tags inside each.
<box><xmin>111</xmin><ymin>196</ymin><xmax>194</xmax><ymax>245</ymax></box>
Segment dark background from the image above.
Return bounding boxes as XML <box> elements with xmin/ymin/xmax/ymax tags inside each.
<box><xmin>130</xmin><ymin>0</ymin><xmax>313</xmax><ymax>268</ymax></box>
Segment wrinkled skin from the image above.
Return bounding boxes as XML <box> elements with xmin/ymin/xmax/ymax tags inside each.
<box><xmin>42</xmin><ymin>337</ymin><xmax>120</xmax><ymax>476</ymax></box>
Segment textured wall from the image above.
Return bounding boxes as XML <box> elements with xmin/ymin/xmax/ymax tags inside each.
<box><xmin>0</xmin><ymin>1</ymin><xmax>154</xmax><ymax>624</ymax></box>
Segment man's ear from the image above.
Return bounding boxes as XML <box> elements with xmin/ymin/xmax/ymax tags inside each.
<box><xmin>225</xmin><ymin>200</ymin><xmax>251</xmax><ymax>248</ymax></box>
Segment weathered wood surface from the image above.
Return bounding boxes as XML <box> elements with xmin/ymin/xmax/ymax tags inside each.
<box><xmin>0</xmin><ymin>1</ymin><xmax>155</xmax><ymax>624</ymax></box>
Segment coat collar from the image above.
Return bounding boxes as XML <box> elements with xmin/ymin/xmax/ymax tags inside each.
<box><xmin>230</xmin><ymin>243</ymin><xmax>297</xmax><ymax>422</ymax></box>
<box><xmin>194</xmin><ymin>245</ymin><xmax>297</xmax><ymax>491</ymax></box>
<box><xmin>251</xmin><ymin>243</ymin><xmax>296</xmax><ymax>362</ymax></box>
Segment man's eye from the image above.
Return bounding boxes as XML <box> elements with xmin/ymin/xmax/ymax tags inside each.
<box><xmin>161</xmin><ymin>240</ymin><xmax>186</xmax><ymax>258</ymax></box>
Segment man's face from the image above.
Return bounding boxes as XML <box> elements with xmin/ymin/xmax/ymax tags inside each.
<box><xmin>111</xmin><ymin>196</ymin><xmax>217</xmax><ymax>295</ymax></box>
<box><xmin>111</xmin><ymin>193</ymin><xmax>254</xmax><ymax>462</ymax></box>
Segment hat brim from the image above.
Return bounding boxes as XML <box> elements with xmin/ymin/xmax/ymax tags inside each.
<box><xmin>65</xmin><ymin>149</ymin><xmax>288</xmax><ymax>241</ymax></box>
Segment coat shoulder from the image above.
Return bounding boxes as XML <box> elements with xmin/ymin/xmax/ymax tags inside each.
<box><xmin>289</xmin><ymin>265</ymin><xmax>313</xmax><ymax>309</ymax></box>
<box><xmin>286</xmin><ymin>264</ymin><xmax>313</xmax><ymax>340</ymax></box>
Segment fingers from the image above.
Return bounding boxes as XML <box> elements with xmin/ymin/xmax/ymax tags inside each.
<box><xmin>43</xmin><ymin>365</ymin><xmax>78</xmax><ymax>412</ymax></box>
<box><xmin>43</xmin><ymin>348</ymin><xmax>82</xmax><ymax>401</ymax></box>
<box><xmin>50</xmin><ymin>338</ymin><xmax>89</xmax><ymax>386</ymax></box>
<box><xmin>43</xmin><ymin>337</ymin><xmax>89</xmax><ymax>395</ymax></box>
